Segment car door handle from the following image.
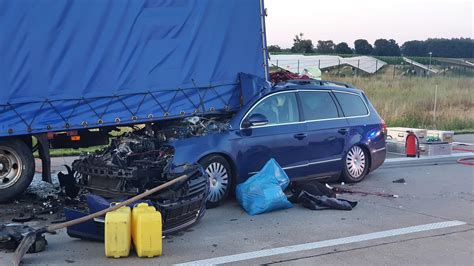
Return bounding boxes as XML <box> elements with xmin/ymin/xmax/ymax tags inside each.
<box><xmin>294</xmin><ymin>133</ymin><xmax>307</xmax><ymax>140</ymax></box>
<box><xmin>338</xmin><ymin>128</ymin><xmax>349</xmax><ymax>135</ymax></box>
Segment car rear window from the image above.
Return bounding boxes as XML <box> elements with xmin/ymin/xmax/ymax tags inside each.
<box><xmin>299</xmin><ymin>91</ymin><xmax>339</xmax><ymax>120</ymax></box>
<box><xmin>334</xmin><ymin>92</ymin><xmax>369</xmax><ymax>117</ymax></box>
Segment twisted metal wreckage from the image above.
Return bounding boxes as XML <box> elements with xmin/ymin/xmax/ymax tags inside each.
<box><xmin>67</xmin><ymin>116</ymin><xmax>230</xmax><ymax>235</ymax></box>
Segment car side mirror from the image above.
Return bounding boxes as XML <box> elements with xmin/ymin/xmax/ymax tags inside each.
<box><xmin>242</xmin><ymin>113</ymin><xmax>268</xmax><ymax>128</ymax></box>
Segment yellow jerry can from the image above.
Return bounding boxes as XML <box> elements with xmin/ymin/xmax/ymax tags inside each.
<box><xmin>104</xmin><ymin>206</ymin><xmax>131</xmax><ymax>258</ymax></box>
<box><xmin>132</xmin><ymin>203</ymin><xmax>163</xmax><ymax>258</ymax></box>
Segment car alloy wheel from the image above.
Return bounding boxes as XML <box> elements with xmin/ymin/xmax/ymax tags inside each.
<box><xmin>205</xmin><ymin>162</ymin><xmax>229</xmax><ymax>204</ymax></box>
<box><xmin>346</xmin><ymin>145</ymin><xmax>366</xmax><ymax>178</ymax></box>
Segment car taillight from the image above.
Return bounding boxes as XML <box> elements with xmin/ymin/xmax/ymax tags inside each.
<box><xmin>381</xmin><ymin>119</ymin><xmax>387</xmax><ymax>137</ymax></box>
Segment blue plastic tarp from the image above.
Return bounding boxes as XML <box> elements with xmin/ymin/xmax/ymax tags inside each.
<box><xmin>0</xmin><ymin>0</ymin><xmax>267</xmax><ymax>137</ymax></box>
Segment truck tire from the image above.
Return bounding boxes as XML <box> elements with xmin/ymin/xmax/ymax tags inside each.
<box><xmin>0</xmin><ymin>139</ymin><xmax>35</xmax><ymax>202</ymax></box>
<box><xmin>199</xmin><ymin>155</ymin><xmax>233</xmax><ymax>209</ymax></box>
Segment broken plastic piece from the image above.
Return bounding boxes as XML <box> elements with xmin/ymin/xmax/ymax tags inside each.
<box><xmin>0</xmin><ymin>224</ymin><xmax>47</xmax><ymax>253</ymax></box>
<box><xmin>392</xmin><ymin>178</ymin><xmax>406</xmax><ymax>184</ymax></box>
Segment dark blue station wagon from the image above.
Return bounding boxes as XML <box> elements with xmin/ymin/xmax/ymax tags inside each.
<box><xmin>170</xmin><ymin>80</ymin><xmax>387</xmax><ymax>207</ymax></box>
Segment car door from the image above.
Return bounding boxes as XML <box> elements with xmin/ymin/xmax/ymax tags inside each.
<box><xmin>298</xmin><ymin>90</ymin><xmax>350</xmax><ymax>178</ymax></box>
<box><xmin>237</xmin><ymin>91</ymin><xmax>308</xmax><ymax>179</ymax></box>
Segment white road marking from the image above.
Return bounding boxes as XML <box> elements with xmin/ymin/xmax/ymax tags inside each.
<box><xmin>176</xmin><ymin>220</ymin><xmax>466</xmax><ymax>265</ymax></box>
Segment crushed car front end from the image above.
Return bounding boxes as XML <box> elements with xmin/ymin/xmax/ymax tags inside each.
<box><xmin>72</xmin><ymin>129</ymin><xmax>210</xmax><ymax>235</ymax></box>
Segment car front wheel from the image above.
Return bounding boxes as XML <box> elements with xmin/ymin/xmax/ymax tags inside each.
<box><xmin>199</xmin><ymin>155</ymin><xmax>232</xmax><ymax>208</ymax></box>
<box><xmin>342</xmin><ymin>145</ymin><xmax>369</xmax><ymax>183</ymax></box>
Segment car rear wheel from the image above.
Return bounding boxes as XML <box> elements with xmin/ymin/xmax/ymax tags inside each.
<box><xmin>199</xmin><ymin>155</ymin><xmax>233</xmax><ymax>209</ymax></box>
<box><xmin>0</xmin><ymin>139</ymin><xmax>35</xmax><ymax>202</ymax></box>
<box><xmin>342</xmin><ymin>145</ymin><xmax>369</xmax><ymax>183</ymax></box>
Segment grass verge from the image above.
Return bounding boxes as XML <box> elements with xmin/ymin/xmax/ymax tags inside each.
<box><xmin>325</xmin><ymin>67</ymin><xmax>474</xmax><ymax>131</ymax></box>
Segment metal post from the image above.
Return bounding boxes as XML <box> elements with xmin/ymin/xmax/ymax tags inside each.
<box><xmin>297</xmin><ymin>59</ymin><xmax>300</xmax><ymax>74</ymax></box>
<box><xmin>375</xmin><ymin>60</ymin><xmax>378</xmax><ymax>75</ymax></box>
<box><xmin>357</xmin><ymin>59</ymin><xmax>360</xmax><ymax>77</ymax></box>
<box><xmin>393</xmin><ymin>64</ymin><xmax>396</xmax><ymax>79</ymax></box>
<box><xmin>318</xmin><ymin>60</ymin><xmax>320</xmax><ymax>69</ymax></box>
<box><xmin>276</xmin><ymin>60</ymin><xmax>279</xmax><ymax>68</ymax></box>
<box><xmin>337</xmin><ymin>58</ymin><xmax>340</xmax><ymax>75</ymax></box>
<box><xmin>433</xmin><ymin>84</ymin><xmax>438</xmax><ymax>128</ymax></box>
<box><xmin>428</xmin><ymin>52</ymin><xmax>432</xmax><ymax>77</ymax></box>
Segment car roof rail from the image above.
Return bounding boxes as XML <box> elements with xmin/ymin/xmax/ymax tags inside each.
<box><xmin>284</xmin><ymin>79</ymin><xmax>353</xmax><ymax>88</ymax></box>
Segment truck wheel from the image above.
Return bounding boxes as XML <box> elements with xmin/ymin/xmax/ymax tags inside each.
<box><xmin>0</xmin><ymin>139</ymin><xmax>35</xmax><ymax>202</ymax></box>
<box><xmin>199</xmin><ymin>155</ymin><xmax>233</xmax><ymax>209</ymax></box>
<box><xmin>341</xmin><ymin>145</ymin><xmax>369</xmax><ymax>183</ymax></box>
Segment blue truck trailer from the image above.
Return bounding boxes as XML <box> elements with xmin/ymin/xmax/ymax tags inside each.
<box><xmin>0</xmin><ymin>0</ymin><xmax>268</xmax><ymax>202</ymax></box>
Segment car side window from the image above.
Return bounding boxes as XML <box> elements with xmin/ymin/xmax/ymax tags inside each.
<box><xmin>247</xmin><ymin>92</ymin><xmax>299</xmax><ymax>125</ymax></box>
<box><xmin>299</xmin><ymin>91</ymin><xmax>339</xmax><ymax>120</ymax></box>
<box><xmin>334</xmin><ymin>92</ymin><xmax>369</xmax><ymax>117</ymax></box>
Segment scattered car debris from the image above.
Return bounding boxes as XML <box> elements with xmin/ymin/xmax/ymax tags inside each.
<box><xmin>25</xmin><ymin>177</ymin><xmax>60</xmax><ymax>200</ymax></box>
<box><xmin>392</xmin><ymin>178</ymin><xmax>407</xmax><ymax>184</ymax></box>
<box><xmin>11</xmin><ymin>214</ymin><xmax>34</xmax><ymax>223</ymax></box>
<box><xmin>331</xmin><ymin>185</ymin><xmax>399</xmax><ymax>198</ymax></box>
<box><xmin>1</xmin><ymin>186</ymin><xmax>83</xmax><ymax>228</ymax></box>
<box><xmin>0</xmin><ymin>224</ymin><xmax>47</xmax><ymax>253</ymax></box>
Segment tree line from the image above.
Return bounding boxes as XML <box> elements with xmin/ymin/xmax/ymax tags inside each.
<box><xmin>268</xmin><ymin>33</ymin><xmax>473</xmax><ymax>58</ymax></box>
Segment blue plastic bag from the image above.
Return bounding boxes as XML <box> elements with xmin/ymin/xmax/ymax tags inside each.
<box><xmin>236</xmin><ymin>159</ymin><xmax>293</xmax><ymax>215</ymax></box>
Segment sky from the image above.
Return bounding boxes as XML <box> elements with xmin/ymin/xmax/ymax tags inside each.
<box><xmin>265</xmin><ymin>0</ymin><xmax>473</xmax><ymax>48</ymax></box>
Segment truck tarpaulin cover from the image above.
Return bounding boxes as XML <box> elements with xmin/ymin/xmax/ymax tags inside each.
<box><xmin>0</xmin><ymin>0</ymin><xmax>267</xmax><ymax>137</ymax></box>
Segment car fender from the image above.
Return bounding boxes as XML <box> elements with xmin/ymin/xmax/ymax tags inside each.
<box><xmin>346</xmin><ymin>125</ymin><xmax>386</xmax><ymax>171</ymax></box>
<box><xmin>169</xmin><ymin>134</ymin><xmax>236</xmax><ymax>169</ymax></box>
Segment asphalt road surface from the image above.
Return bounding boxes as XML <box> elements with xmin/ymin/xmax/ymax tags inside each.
<box><xmin>1</xmin><ymin>159</ymin><xmax>473</xmax><ymax>265</ymax></box>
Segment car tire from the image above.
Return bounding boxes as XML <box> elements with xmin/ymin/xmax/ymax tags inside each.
<box><xmin>341</xmin><ymin>145</ymin><xmax>369</xmax><ymax>183</ymax></box>
<box><xmin>0</xmin><ymin>138</ymin><xmax>35</xmax><ymax>203</ymax></box>
<box><xmin>199</xmin><ymin>154</ymin><xmax>233</xmax><ymax>209</ymax></box>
